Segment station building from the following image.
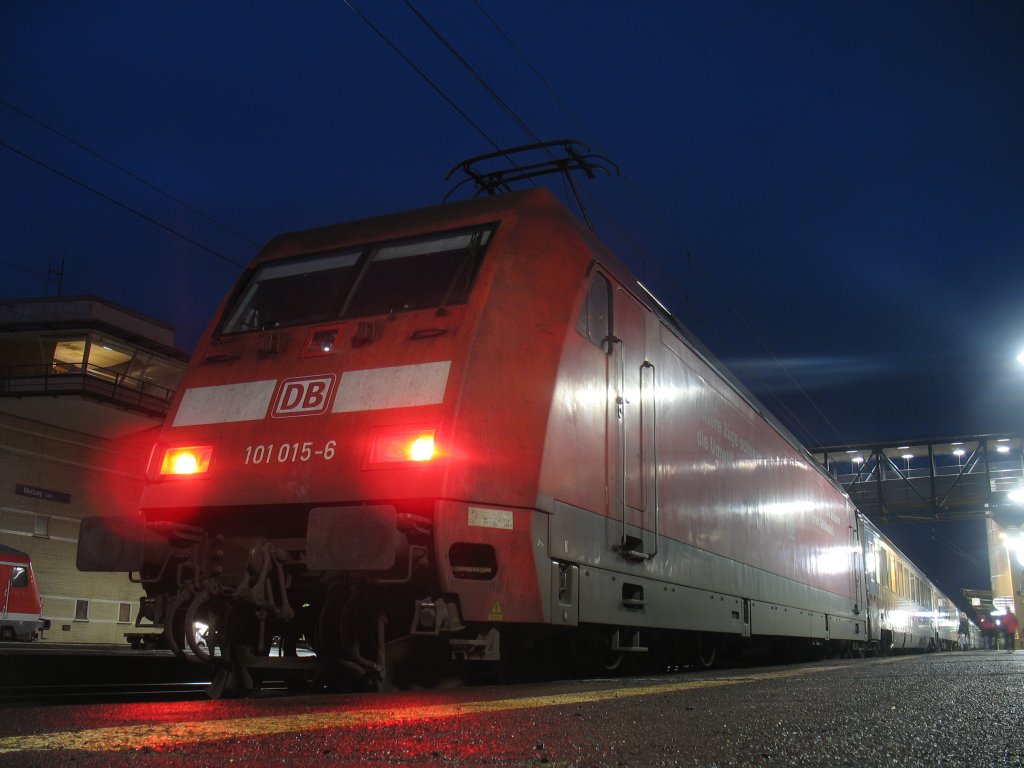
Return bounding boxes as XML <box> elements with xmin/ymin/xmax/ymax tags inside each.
<box><xmin>0</xmin><ymin>296</ymin><xmax>188</xmax><ymax>643</ymax></box>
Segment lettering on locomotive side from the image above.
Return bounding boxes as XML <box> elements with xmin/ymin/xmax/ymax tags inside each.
<box><xmin>243</xmin><ymin>439</ymin><xmax>337</xmax><ymax>465</ymax></box>
<box><xmin>271</xmin><ymin>375</ymin><xmax>337</xmax><ymax>418</ymax></box>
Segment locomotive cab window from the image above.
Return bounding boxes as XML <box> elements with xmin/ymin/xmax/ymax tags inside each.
<box><xmin>218</xmin><ymin>225</ymin><xmax>496</xmax><ymax>334</ymax></box>
<box><xmin>10</xmin><ymin>566</ymin><xmax>28</xmax><ymax>588</ymax></box>
<box><xmin>577</xmin><ymin>273</ymin><xmax>611</xmax><ymax>352</ymax></box>
<box><xmin>342</xmin><ymin>228</ymin><xmax>492</xmax><ymax>318</ymax></box>
<box><xmin>221</xmin><ymin>249</ymin><xmax>362</xmax><ymax>334</ymax></box>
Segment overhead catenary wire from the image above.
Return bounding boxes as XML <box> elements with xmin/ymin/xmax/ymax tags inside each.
<box><xmin>380</xmin><ymin>1</ymin><xmax>925</xmax><ymax>460</ymax></box>
<box><xmin>471</xmin><ymin>0</ymin><xmax>595</xmax><ymax>146</ymax></box>
<box><xmin>0</xmin><ymin>98</ymin><xmax>260</xmax><ymax>248</ymax></box>
<box><xmin>403</xmin><ymin>0</ymin><xmax>544</xmax><ymax>147</ymax></box>
<box><xmin>342</xmin><ymin>0</ymin><xmax>504</xmax><ymax>155</ymax></box>
<box><xmin>407</xmin><ymin>6</ymin><xmax>982</xmax><ymax>588</ymax></box>
<box><xmin>0</xmin><ymin>254</ymin><xmax>212</xmax><ymax>342</ymax></box>
<box><xmin>573</xmin><ymin>182</ymin><xmax>826</xmax><ymax>447</ymax></box>
<box><xmin>347</xmin><ymin>0</ymin><xmax>839</xmax><ymax>448</ymax></box>
<box><xmin>350</xmin><ymin>0</ymin><xmax>547</xmax><ymax>194</ymax></box>
<box><xmin>473</xmin><ymin>2</ymin><xmax>851</xmax><ymax>451</ymax></box>
<box><xmin>0</xmin><ymin>138</ymin><xmax>247</xmax><ymax>271</ymax></box>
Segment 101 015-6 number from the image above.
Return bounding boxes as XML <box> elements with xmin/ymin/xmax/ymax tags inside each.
<box><xmin>244</xmin><ymin>440</ymin><xmax>336</xmax><ymax>465</ymax></box>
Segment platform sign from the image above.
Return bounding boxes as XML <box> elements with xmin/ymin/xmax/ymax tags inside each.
<box><xmin>15</xmin><ymin>483</ymin><xmax>71</xmax><ymax>504</ymax></box>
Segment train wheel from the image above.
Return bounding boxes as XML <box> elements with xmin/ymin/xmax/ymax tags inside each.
<box><xmin>204</xmin><ymin>605</ymin><xmax>262</xmax><ymax>698</ymax></box>
<box><xmin>695</xmin><ymin>634</ymin><xmax>719</xmax><ymax>669</ymax></box>
<box><xmin>183</xmin><ymin>591</ymin><xmax>215</xmax><ymax>664</ymax></box>
<box><xmin>879</xmin><ymin>630</ymin><xmax>892</xmax><ymax>657</ymax></box>
<box><xmin>314</xmin><ymin>583</ymin><xmax>387</xmax><ymax>691</ymax></box>
<box><xmin>598</xmin><ymin>643</ymin><xmax>624</xmax><ymax>674</ymax></box>
<box><xmin>572</xmin><ymin>626</ymin><xmax>624</xmax><ymax>676</ymax></box>
<box><xmin>161</xmin><ymin>588</ymin><xmax>193</xmax><ymax>656</ymax></box>
<box><xmin>275</xmin><ymin>631</ymin><xmax>312</xmax><ymax>694</ymax></box>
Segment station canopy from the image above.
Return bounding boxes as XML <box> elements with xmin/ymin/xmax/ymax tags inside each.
<box><xmin>813</xmin><ymin>436</ymin><xmax>1024</xmax><ymax>524</ymax></box>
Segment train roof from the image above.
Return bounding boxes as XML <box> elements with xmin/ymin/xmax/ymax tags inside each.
<box><xmin>0</xmin><ymin>544</ymin><xmax>31</xmax><ymax>560</ymax></box>
<box><xmin>254</xmin><ymin>188</ymin><xmax>581</xmax><ymax>263</ymax></box>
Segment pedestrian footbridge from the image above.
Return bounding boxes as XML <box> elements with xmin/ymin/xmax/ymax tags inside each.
<box><xmin>813</xmin><ymin>435</ymin><xmax>1023</xmax><ymax>522</ymax></box>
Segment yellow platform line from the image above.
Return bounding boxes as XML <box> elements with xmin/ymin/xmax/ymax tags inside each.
<box><xmin>0</xmin><ymin>662</ymin><xmax>867</xmax><ymax>753</ymax></box>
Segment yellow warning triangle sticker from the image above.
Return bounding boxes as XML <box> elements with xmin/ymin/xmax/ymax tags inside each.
<box><xmin>488</xmin><ymin>601</ymin><xmax>504</xmax><ymax>621</ymax></box>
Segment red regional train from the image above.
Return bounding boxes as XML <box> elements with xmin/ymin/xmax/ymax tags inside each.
<box><xmin>77</xmin><ymin>172</ymin><xmax>962</xmax><ymax>694</ymax></box>
<box><xmin>1</xmin><ymin>544</ymin><xmax>47</xmax><ymax>642</ymax></box>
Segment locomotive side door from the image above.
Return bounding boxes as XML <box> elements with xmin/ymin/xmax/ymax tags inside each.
<box><xmin>608</xmin><ymin>281</ymin><xmax>656</xmax><ymax>559</ymax></box>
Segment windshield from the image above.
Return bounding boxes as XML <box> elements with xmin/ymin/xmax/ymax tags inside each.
<box><xmin>220</xmin><ymin>224</ymin><xmax>496</xmax><ymax>335</ymax></box>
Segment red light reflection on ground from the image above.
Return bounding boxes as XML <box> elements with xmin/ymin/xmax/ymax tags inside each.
<box><xmin>0</xmin><ymin>666</ymin><xmax>858</xmax><ymax>763</ymax></box>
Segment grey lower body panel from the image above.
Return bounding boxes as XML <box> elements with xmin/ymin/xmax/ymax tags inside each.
<box><xmin>548</xmin><ymin>501</ymin><xmax>865</xmax><ymax>642</ymax></box>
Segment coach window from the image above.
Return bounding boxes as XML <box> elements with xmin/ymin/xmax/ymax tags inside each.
<box><xmin>577</xmin><ymin>273</ymin><xmax>611</xmax><ymax>352</ymax></box>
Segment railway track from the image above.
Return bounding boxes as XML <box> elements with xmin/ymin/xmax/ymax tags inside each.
<box><xmin>1</xmin><ymin>680</ymin><xmax>211</xmax><ymax>705</ymax></box>
<box><xmin>0</xmin><ymin>643</ymin><xmax>215</xmax><ymax>705</ymax></box>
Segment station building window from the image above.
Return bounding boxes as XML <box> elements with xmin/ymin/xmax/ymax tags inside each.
<box><xmin>51</xmin><ymin>338</ymin><xmax>87</xmax><ymax>373</ymax></box>
<box><xmin>0</xmin><ymin>333</ymin><xmax>183</xmax><ymax>393</ymax></box>
<box><xmin>83</xmin><ymin>338</ymin><xmax>134</xmax><ymax>382</ymax></box>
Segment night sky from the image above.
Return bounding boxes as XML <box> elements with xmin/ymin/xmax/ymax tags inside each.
<box><xmin>3</xmin><ymin>2</ymin><xmax>1023</xmax><ymax>596</ymax></box>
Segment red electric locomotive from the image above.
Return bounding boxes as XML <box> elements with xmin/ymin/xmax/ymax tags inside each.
<box><xmin>1</xmin><ymin>544</ymin><xmax>46</xmax><ymax>642</ymax></box>
<box><xmin>79</xmin><ymin>147</ymin><xmax>877</xmax><ymax>694</ymax></box>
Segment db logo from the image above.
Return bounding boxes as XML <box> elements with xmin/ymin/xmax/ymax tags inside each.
<box><xmin>272</xmin><ymin>375</ymin><xmax>336</xmax><ymax>418</ymax></box>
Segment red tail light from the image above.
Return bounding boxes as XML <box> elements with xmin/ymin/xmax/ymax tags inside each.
<box><xmin>158</xmin><ymin>445</ymin><xmax>214</xmax><ymax>476</ymax></box>
<box><xmin>367</xmin><ymin>428</ymin><xmax>437</xmax><ymax>466</ymax></box>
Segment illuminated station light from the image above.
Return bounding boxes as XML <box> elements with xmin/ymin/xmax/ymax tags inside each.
<box><xmin>1000</xmin><ymin>530</ymin><xmax>1024</xmax><ymax>567</ymax></box>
